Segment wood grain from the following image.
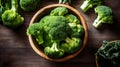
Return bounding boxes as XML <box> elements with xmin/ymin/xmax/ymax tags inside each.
<box><xmin>0</xmin><ymin>0</ymin><xmax>120</xmax><ymax>67</ymax></box>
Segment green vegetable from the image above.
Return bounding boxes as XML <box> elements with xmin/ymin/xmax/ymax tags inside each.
<box><xmin>68</xmin><ymin>23</ymin><xmax>84</xmax><ymax>37</ymax></box>
<box><xmin>50</xmin><ymin>7</ymin><xmax>68</xmax><ymax>16</ymax></box>
<box><xmin>93</xmin><ymin>5</ymin><xmax>113</xmax><ymax>28</ymax></box>
<box><xmin>27</xmin><ymin>23</ymin><xmax>44</xmax><ymax>45</ymax></box>
<box><xmin>59</xmin><ymin>0</ymin><xmax>71</xmax><ymax>4</ymax></box>
<box><xmin>0</xmin><ymin>0</ymin><xmax>11</xmax><ymax>21</ymax></box>
<box><xmin>27</xmin><ymin>7</ymin><xmax>84</xmax><ymax>58</ymax></box>
<box><xmin>20</xmin><ymin>0</ymin><xmax>40</xmax><ymax>11</ymax></box>
<box><xmin>65</xmin><ymin>14</ymin><xmax>84</xmax><ymax>37</ymax></box>
<box><xmin>39</xmin><ymin>16</ymin><xmax>72</xmax><ymax>41</ymax></box>
<box><xmin>61</xmin><ymin>37</ymin><xmax>82</xmax><ymax>53</ymax></box>
<box><xmin>44</xmin><ymin>41</ymin><xmax>64</xmax><ymax>58</ymax></box>
<box><xmin>2</xmin><ymin>0</ymin><xmax>24</xmax><ymax>28</ymax></box>
<box><xmin>65</xmin><ymin>14</ymin><xmax>80</xmax><ymax>24</ymax></box>
<box><xmin>80</xmin><ymin>0</ymin><xmax>102</xmax><ymax>12</ymax></box>
<box><xmin>96</xmin><ymin>40</ymin><xmax>120</xmax><ymax>67</ymax></box>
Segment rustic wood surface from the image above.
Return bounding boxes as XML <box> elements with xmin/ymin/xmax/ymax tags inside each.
<box><xmin>0</xmin><ymin>0</ymin><xmax>120</xmax><ymax>67</ymax></box>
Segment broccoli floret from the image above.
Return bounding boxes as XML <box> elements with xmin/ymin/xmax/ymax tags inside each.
<box><xmin>65</xmin><ymin>14</ymin><xmax>80</xmax><ymax>24</ymax></box>
<box><xmin>50</xmin><ymin>7</ymin><xmax>68</xmax><ymax>16</ymax></box>
<box><xmin>44</xmin><ymin>41</ymin><xmax>64</xmax><ymax>58</ymax></box>
<box><xmin>20</xmin><ymin>0</ymin><xmax>40</xmax><ymax>12</ymax></box>
<box><xmin>61</xmin><ymin>37</ymin><xmax>82</xmax><ymax>54</ymax></box>
<box><xmin>68</xmin><ymin>22</ymin><xmax>84</xmax><ymax>37</ymax></box>
<box><xmin>2</xmin><ymin>0</ymin><xmax>24</xmax><ymax>28</ymax></box>
<box><xmin>65</xmin><ymin>14</ymin><xmax>84</xmax><ymax>37</ymax></box>
<box><xmin>96</xmin><ymin>40</ymin><xmax>120</xmax><ymax>67</ymax></box>
<box><xmin>42</xmin><ymin>33</ymin><xmax>53</xmax><ymax>47</ymax></box>
<box><xmin>27</xmin><ymin>23</ymin><xmax>44</xmax><ymax>45</ymax></box>
<box><xmin>80</xmin><ymin>0</ymin><xmax>102</xmax><ymax>12</ymax></box>
<box><xmin>0</xmin><ymin>0</ymin><xmax>11</xmax><ymax>21</ymax></box>
<box><xmin>59</xmin><ymin>0</ymin><xmax>71</xmax><ymax>4</ymax></box>
<box><xmin>93</xmin><ymin>5</ymin><xmax>113</xmax><ymax>28</ymax></box>
<box><xmin>40</xmin><ymin>16</ymin><xmax>72</xmax><ymax>41</ymax></box>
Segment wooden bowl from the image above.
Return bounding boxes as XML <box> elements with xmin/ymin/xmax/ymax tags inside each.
<box><xmin>28</xmin><ymin>4</ymin><xmax>88</xmax><ymax>62</ymax></box>
<box><xmin>96</xmin><ymin>56</ymin><xmax>100</xmax><ymax>67</ymax></box>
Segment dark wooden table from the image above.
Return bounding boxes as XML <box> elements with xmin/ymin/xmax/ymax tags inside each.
<box><xmin>0</xmin><ymin>0</ymin><xmax>120</xmax><ymax>67</ymax></box>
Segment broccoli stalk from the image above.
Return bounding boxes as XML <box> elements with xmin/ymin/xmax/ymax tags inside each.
<box><xmin>2</xmin><ymin>0</ymin><xmax>24</xmax><ymax>28</ymax></box>
<box><xmin>93</xmin><ymin>15</ymin><xmax>102</xmax><ymax>28</ymax></box>
<box><xmin>59</xmin><ymin>0</ymin><xmax>71</xmax><ymax>4</ymax></box>
<box><xmin>80</xmin><ymin>0</ymin><xmax>102</xmax><ymax>12</ymax></box>
<box><xmin>93</xmin><ymin>5</ymin><xmax>113</xmax><ymax>28</ymax></box>
<box><xmin>44</xmin><ymin>41</ymin><xmax>64</xmax><ymax>58</ymax></box>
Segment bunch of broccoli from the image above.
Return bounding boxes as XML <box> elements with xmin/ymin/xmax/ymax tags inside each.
<box><xmin>80</xmin><ymin>0</ymin><xmax>113</xmax><ymax>29</ymax></box>
<box><xmin>0</xmin><ymin>0</ymin><xmax>24</xmax><ymax>28</ymax></box>
<box><xmin>27</xmin><ymin>7</ymin><xmax>84</xmax><ymax>58</ymax></box>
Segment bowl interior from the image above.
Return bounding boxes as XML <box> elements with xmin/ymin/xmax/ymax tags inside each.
<box><xmin>28</xmin><ymin>4</ymin><xmax>88</xmax><ymax>62</ymax></box>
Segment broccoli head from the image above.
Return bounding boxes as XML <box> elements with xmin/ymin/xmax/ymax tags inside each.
<box><xmin>27</xmin><ymin>23</ymin><xmax>44</xmax><ymax>45</ymax></box>
<box><xmin>80</xmin><ymin>0</ymin><xmax>102</xmax><ymax>12</ymax></box>
<box><xmin>2</xmin><ymin>0</ymin><xmax>24</xmax><ymax>28</ymax></box>
<box><xmin>65</xmin><ymin>14</ymin><xmax>80</xmax><ymax>24</ymax></box>
<box><xmin>96</xmin><ymin>40</ymin><xmax>120</xmax><ymax>67</ymax></box>
<box><xmin>58</xmin><ymin>0</ymin><xmax>71</xmax><ymax>4</ymax></box>
<box><xmin>40</xmin><ymin>16</ymin><xmax>72</xmax><ymax>41</ymax></box>
<box><xmin>2</xmin><ymin>10</ymin><xmax>24</xmax><ymax>28</ymax></box>
<box><xmin>68</xmin><ymin>22</ymin><xmax>84</xmax><ymax>37</ymax></box>
<box><xmin>50</xmin><ymin>7</ymin><xmax>68</xmax><ymax>16</ymax></box>
<box><xmin>20</xmin><ymin>0</ymin><xmax>40</xmax><ymax>12</ymax></box>
<box><xmin>44</xmin><ymin>41</ymin><xmax>64</xmax><ymax>58</ymax></box>
<box><xmin>93</xmin><ymin>5</ymin><xmax>113</xmax><ymax>28</ymax></box>
<box><xmin>61</xmin><ymin>37</ymin><xmax>82</xmax><ymax>54</ymax></box>
<box><xmin>65</xmin><ymin>14</ymin><xmax>84</xmax><ymax>37</ymax></box>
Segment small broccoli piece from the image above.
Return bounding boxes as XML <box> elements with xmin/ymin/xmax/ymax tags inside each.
<box><xmin>59</xmin><ymin>0</ymin><xmax>71</xmax><ymax>4</ymax></box>
<box><xmin>44</xmin><ymin>41</ymin><xmax>64</xmax><ymax>58</ymax></box>
<box><xmin>61</xmin><ymin>37</ymin><xmax>82</xmax><ymax>54</ymax></box>
<box><xmin>27</xmin><ymin>23</ymin><xmax>44</xmax><ymax>45</ymax></box>
<box><xmin>0</xmin><ymin>0</ymin><xmax>11</xmax><ymax>21</ymax></box>
<box><xmin>40</xmin><ymin>16</ymin><xmax>72</xmax><ymax>41</ymax></box>
<box><xmin>42</xmin><ymin>33</ymin><xmax>53</xmax><ymax>47</ymax></box>
<box><xmin>96</xmin><ymin>40</ymin><xmax>120</xmax><ymax>67</ymax></box>
<box><xmin>50</xmin><ymin>7</ymin><xmax>68</xmax><ymax>16</ymax></box>
<box><xmin>65</xmin><ymin>14</ymin><xmax>80</xmax><ymax>24</ymax></box>
<box><xmin>93</xmin><ymin>5</ymin><xmax>113</xmax><ymax>28</ymax></box>
<box><xmin>20</xmin><ymin>0</ymin><xmax>40</xmax><ymax>12</ymax></box>
<box><xmin>80</xmin><ymin>0</ymin><xmax>102</xmax><ymax>12</ymax></box>
<box><xmin>2</xmin><ymin>0</ymin><xmax>24</xmax><ymax>28</ymax></box>
<box><xmin>65</xmin><ymin>14</ymin><xmax>84</xmax><ymax>37</ymax></box>
<box><xmin>68</xmin><ymin>22</ymin><xmax>84</xmax><ymax>37</ymax></box>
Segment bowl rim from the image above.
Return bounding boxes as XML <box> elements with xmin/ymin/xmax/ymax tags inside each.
<box><xmin>28</xmin><ymin>4</ymin><xmax>88</xmax><ymax>62</ymax></box>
